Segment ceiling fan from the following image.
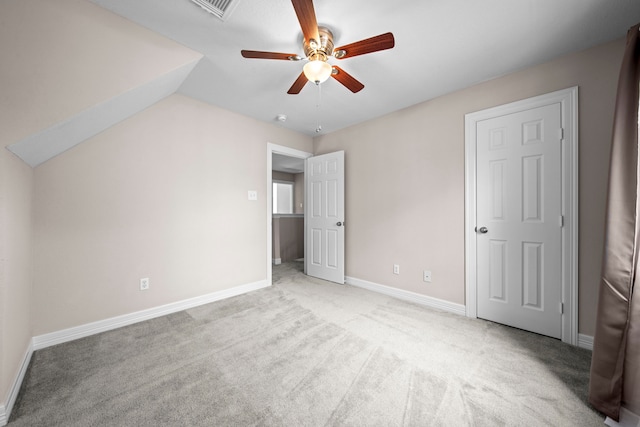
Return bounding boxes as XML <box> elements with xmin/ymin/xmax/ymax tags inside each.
<box><xmin>240</xmin><ymin>0</ymin><xmax>395</xmax><ymax>94</ymax></box>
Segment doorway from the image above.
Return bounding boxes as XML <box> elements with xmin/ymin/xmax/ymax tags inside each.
<box><xmin>266</xmin><ymin>143</ymin><xmax>312</xmax><ymax>285</ymax></box>
<box><xmin>464</xmin><ymin>87</ymin><xmax>579</xmax><ymax>345</ymax></box>
<box><xmin>272</xmin><ymin>156</ymin><xmax>304</xmax><ymax>265</ymax></box>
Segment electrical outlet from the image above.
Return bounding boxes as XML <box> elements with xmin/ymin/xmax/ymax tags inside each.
<box><xmin>248</xmin><ymin>190</ymin><xmax>258</xmax><ymax>201</ymax></box>
<box><xmin>140</xmin><ymin>277</ymin><xmax>150</xmax><ymax>291</ymax></box>
<box><xmin>423</xmin><ymin>270</ymin><xmax>432</xmax><ymax>283</ymax></box>
<box><xmin>393</xmin><ymin>264</ymin><xmax>400</xmax><ymax>275</ymax></box>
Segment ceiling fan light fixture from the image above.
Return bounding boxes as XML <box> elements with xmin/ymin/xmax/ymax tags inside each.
<box><xmin>303</xmin><ymin>58</ymin><xmax>332</xmax><ymax>84</ymax></box>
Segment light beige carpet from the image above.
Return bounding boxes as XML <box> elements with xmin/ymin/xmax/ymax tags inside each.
<box><xmin>10</xmin><ymin>262</ymin><xmax>603</xmax><ymax>426</ymax></box>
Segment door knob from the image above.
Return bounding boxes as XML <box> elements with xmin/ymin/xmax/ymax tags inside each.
<box><xmin>337</xmin><ymin>222</ymin><xmax>343</xmax><ymax>227</ymax></box>
<box><xmin>476</xmin><ymin>226</ymin><xmax>488</xmax><ymax>234</ymax></box>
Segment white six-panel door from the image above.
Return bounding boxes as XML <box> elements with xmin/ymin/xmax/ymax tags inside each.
<box><xmin>305</xmin><ymin>151</ymin><xmax>345</xmax><ymax>284</ymax></box>
<box><xmin>476</xmin><ymin>103</ymin><xmax>563</xmax><ymax>339</ymax></box>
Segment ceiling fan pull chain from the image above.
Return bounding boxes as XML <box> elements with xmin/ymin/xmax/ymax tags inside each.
<box><xmin>316</xmin><ymin>80</ymin><xmax>322</xmax><ymax>108</ymax></box>
<box><xmin>316</xmin><ymin>82</ymin><xmax>322</xmax><ymax>133</ymax></box>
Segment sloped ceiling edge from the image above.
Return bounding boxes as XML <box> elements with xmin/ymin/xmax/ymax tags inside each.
<box><xmin>8</xmin><ymin>57</ymin><xmax>203</xmax><ymax>168</ymax></box>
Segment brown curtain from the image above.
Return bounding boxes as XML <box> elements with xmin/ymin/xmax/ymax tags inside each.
<box><xmin>589</xmin><ymin>24</ymin><xmax>640</xmax><ymax>421</ymax></box>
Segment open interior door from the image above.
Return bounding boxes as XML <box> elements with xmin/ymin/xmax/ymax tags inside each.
<box><xmin>305</xmin><ymin>151</ymin><xmax>345</xmax><ymax>284</ymax></box>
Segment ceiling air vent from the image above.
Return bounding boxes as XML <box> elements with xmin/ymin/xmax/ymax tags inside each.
<box><xmin>191</xmin><ymin>0</ymin><xmax>238</xmax><ymax>21</ymax></box>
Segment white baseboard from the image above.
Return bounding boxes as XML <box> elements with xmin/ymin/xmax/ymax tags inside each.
<box><xmin>348</xmin><ymin>276</ymin><xmax>593</xmax><ymax>350</ymax></box>
<box><xmin>606</xmin><ymin>407</ymin><xmax>640</xmax><ymax>427</ymax></box>
<box><xmin>32</xmin><ymin>279</ymin><xmax>269</xmax><ymax>351</ymax></box>
<box><xmin>3</xmin><ymin>279</ymin><xmax>268</xmax><ymax>425</ymax></box>
<box><xmin>578</xmin><ymin>333</ymin><xmax>594</xmax><ymax>351</ymax></box>
<box><xmin>345</xmin><ymin>276</ymin><xmax>466</xmax><ymax>316</ymax></box>
<box><xmin>273</xmin><ymin>258</ymin><xmax>282</xmax><ymax>265</ymax></box>
<box><xmin>0</xmin><ymin>342</ymin><xmax>33</xmax><ymax>426</ymax></box>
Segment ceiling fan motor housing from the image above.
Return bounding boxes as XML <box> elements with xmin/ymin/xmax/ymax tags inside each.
<box><xmin>304</xmin><ymin>26</ymin><xmax>335</xmax><ymax>60</ymax></box>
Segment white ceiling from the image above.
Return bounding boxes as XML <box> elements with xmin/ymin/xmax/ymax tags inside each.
<box><xmin>73</xmin><ymin>0</ymin><xmax>640</xmax><ymax>136</ymax></box>
<box><xmin>273</xmin><ymin>153</ymin><xmax>305</xmax><ymax>173</ymax></box>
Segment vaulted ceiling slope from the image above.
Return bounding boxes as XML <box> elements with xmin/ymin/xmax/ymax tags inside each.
<box><xmin>0</xmin><ymin>0</ymin><xmax>202</xmax><ymax>167</ymax></box>
<box><xmin>2</xmin><ymin>0</ymin><xmax>640</xmax><ymax>166</ymax></box>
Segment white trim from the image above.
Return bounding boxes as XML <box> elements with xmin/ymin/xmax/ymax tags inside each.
<box><xmin>2</xmin><ymin>280</ymin><xmax>267</xmax><ymax>425</ymax></box>
<box><xmin>273</xmin><ymin>258</ymin><xmax>282</xmax><ymax>265</ymax></box>
<box><xmin>266</xmin><ymin>143</ymin><xmax>312</xmax><ymax>285</ymax></box>
<box><xmin>605</xmin><ymin>407</ymin><xmax>640</xmax><ymax>427</ymax></box>
<box><xmin>464</xmin><ymin>86</ymin><xmax>579</xmax><ymax>345</ymax></box>
<box><xmin>0</xmin><ymin>342</ymin><xmax>33</xmax><ymax>426</ymax></box>
<box><xmin>346</xmin><ymin>276</ymin><xmax>466</xmax><ymax>316</ymax></box>
<box><xmin>32</xmin><ymin>279</ymin><xmax>268</xmax><ymax>350</ymax></box>
<box><xmin>578</xmin><ymin>334</ymin><xmax>594</xmax><ymax>351</ymax></box>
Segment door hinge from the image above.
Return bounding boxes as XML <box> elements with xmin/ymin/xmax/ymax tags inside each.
<box><xmin>559</xmin><ymin>302</ymin><xmax>564</xmax><ymax>314</ymax></box>
<box><xmin>558</xmin><ymin>215</ymin><xmax>564</xmax><ymax>227</ymax></box>
<box><xmin>558</xmin><ymin>128</ymin><xmax>564</xmax><ymax>141</ymax></box>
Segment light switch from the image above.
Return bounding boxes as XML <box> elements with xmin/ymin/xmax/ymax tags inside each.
<box><xmin>248</xmin><ymin>190</ymin><xmax>258</xmax><ymax>201</ymax></box>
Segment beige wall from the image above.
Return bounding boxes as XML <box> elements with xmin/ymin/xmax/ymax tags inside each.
<box><xmin>314</xmin><ymin>38</ymin><xmax>625</xmax><ymax>336</ymax></box>
<box><xmin>273</xmin><ymin>217</ymin><xmax>304</xmax><ymax>262</ymax></box>
<box><xmin>32</xmin><ymin>94</ymin><xmax>311</xmax><ymax>335</ymax></box>
<box><xmin>0</xmin><ymin>149</ymin><xmax>33</xmax><ymax>407</ymax></box>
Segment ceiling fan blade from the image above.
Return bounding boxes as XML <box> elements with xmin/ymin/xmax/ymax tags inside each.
<box><xmin>291</xmin><ymin>0</ymin><xmax>319</xmax><ymax>45</ymax></box>
<box><xmin>334</xmin><ymin>32</ymin><xmax>395</xmax><ymax>59</ymax></box>
<box><xmin>331</xmin><ymin>66</ymin><xmax>364</xmax><ymax>93</ymax></box>
<box><xmin>241</xmin><ymin>50</ymin><xmax>300</xmax><ymax>60</ymax></box>
<box><xmin>287</xmin><ymin>72</ymin><xmax>308</xmax><ymax>94</ymax></box>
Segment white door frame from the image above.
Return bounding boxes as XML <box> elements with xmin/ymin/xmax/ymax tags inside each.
<box><xmin>464</xmin><ymin>87</ymin><xmax>579</xmax><ymax>345</ymax></box>
<box><xmin>266</xmin><ymin>143</ymin><xmax>313</xmax><ymax>285</ymax></box>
